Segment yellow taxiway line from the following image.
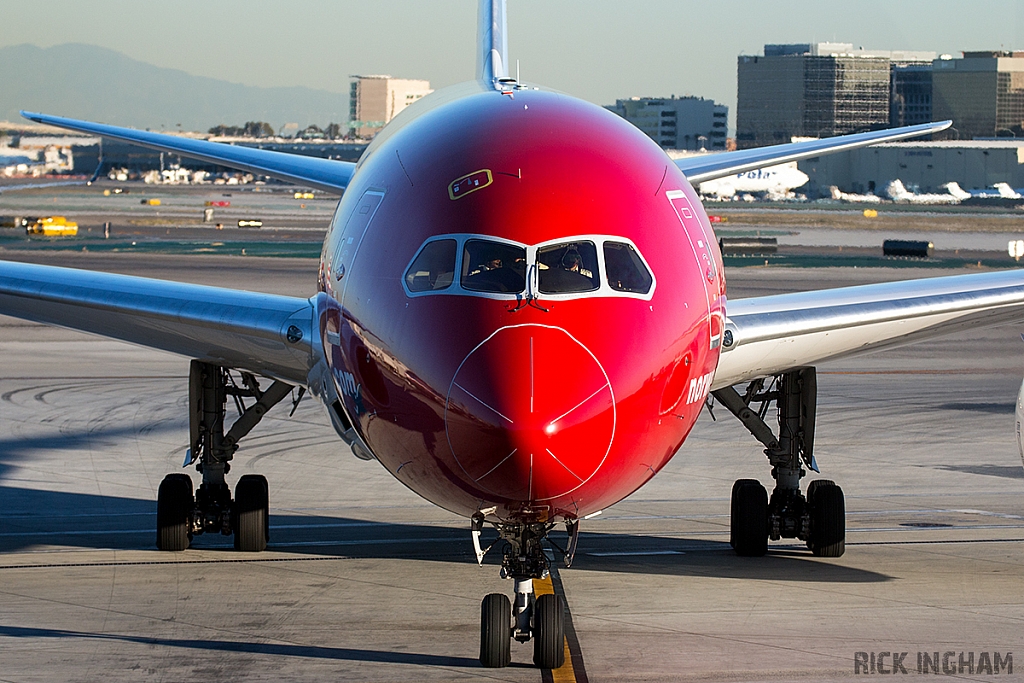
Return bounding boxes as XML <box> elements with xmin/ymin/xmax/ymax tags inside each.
<box><xmin>534</xmin><ymin>573</ymin><xmax>578</xmax><ymax>683</ymax></box>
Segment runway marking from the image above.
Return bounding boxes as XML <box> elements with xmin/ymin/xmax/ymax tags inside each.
<box><xmin>533</xmin><ymin>574</ymin><xmax>576</xmax><ymax>683</ymax></box>
<box><xmin>4</xmin><ymin>506</ymin><xmax>1013</xmax><ymax>523</ymax></box>
<box><xmin>587</xmin><ymin>550</ymin><xmax>684</xmax><ymax>557</ymax></box>
<box><xmin>955</xmin><ymin>508</ymin><xmax>1024</xmax><ymax>520</ymax></box>
<box><xmin>0</xmin><ymin>520</ymin><xmax>466</xmax><ymax>537</ymax></box>
<box><xmin>0</xmin><ymin>547</ymin><xmax>465</xmax><ymax>571</ymax></box>
<box><xmin>847</xmin><ymin>537</ymin><xmax>1024</xmax><ymax>548</ymax></box>
<box><xmin>6</xmin><ymin>523</ymin><xmax>1024</xmax><ymax>542</ymax></box>
<box><xmin>540</xmin><ymin>568</ymin><xmax>589</xmax><ymax>683</ymax></box>
<box><xmin>2</xmin><ymin>536</ymin><xmax>1023</xmax><ymax>572</ymax></box>
<box><xmin>820</xmin><ymin>369</ymin><xmax>1010</xmax><ymax>375</ymax></box>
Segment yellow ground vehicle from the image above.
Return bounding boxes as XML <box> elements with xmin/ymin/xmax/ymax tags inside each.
<box><xmin>27</xmin><ymin>216</ymin><xmax>79</xmax><ymax>237</ymax></box>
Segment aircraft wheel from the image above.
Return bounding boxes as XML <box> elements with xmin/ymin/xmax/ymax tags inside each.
<box><xmin>156</xmin><ymin>473</ymin><xmax>193</xmax><ymax>551</ymax></box>
<box><xmin>479</xmin><ymin>593</ymin><xmax>511</xmax><ymax>668</ymax></box>
<box><xmin>731</xmin><ymin>479</ymin><xmax>768</xmax><ymax>557</ymax></box>
<box><xmin>532</xmin><ymin>593</ymin><xmax>565</xmax><ymax>669</ymax></box>
<box><xmin>808</xmin><ymin>480</ymin><xmax>845</xmax><ymax>557</ymax></box>
<box><xmin>233</xmin><ymin>474</ymin><xmax>269</xmax><ymax>552</ymax></box>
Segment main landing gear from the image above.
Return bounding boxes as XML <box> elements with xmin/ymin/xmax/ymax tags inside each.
<box><xmin>156</xmin><ymin>360</ymin><xmax>296</xmax><ymax>552</ymax></box>
<box><xmin>713</xmin><ymin>367</ymin><xmax>846</xmax><ymax>558</ymax></box>
<box><xmin>474</xmin><ymin>516</ymin><xmax>578</xmax><ymax>669</ymax></box>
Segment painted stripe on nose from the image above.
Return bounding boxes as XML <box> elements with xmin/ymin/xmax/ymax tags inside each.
<box><xmin>445</xmin><ymin>324</ymin><xmax>615</xmax><ymax>502</ymax></box>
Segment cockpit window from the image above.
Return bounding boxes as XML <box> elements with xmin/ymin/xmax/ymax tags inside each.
<box><xmin>537</xmin><ymin>241</ymin><xmax>599</xmax><ymax>294</ymax></box>
<box><xmin>604</xmin><ymin>241</ymin><xmax>653</xmax><ymax>294</ymax></box>
<box><xmin>461</xmin><ymin>239</ymin><xmax>527</xmax><ymax>293</ymax></box>
<box><xmin>403</xmin><ymin>234</ymin><xmax>655</xmax><ymax>300</ymax></box>
<box><xmin>405</xmin><ymin>239</ymin><xmax>456</xmax><ymax>292</ymax></box>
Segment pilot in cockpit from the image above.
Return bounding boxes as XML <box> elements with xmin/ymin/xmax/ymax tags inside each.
<box><xmin>539</xmin><ymin>246</ymin><xmax>596</xmax><ymax>292</ymax></box>
<box><xmin>464</xmin><ymin>244</ymin><xmax>527</xmax><ymax>293</ymax></box>
<box><xmin>559</xmin><ymin>249</ymin><xmax>594</xmax><ymax>280</ymax></box>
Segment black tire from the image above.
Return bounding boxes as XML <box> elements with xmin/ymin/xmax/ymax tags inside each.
<box><xmin>730</xmin><ymin>479</ymin><xmax>760</xmax><ymax>549</ymax></box>
<box><xmin>805</xmin><ymin>478</ymin><xmax>834</xmax><ymax>505</ymax></box>
<box><xmin>156</xmin><ymin>473</ymin><xmax>193</xmax><ymax>551</ymax></box>
<box><xmin>731</xmin><ymin>479</ymin><xmax>769</xmax><ymax>557</ymax></box>
<box><xmin>533</xmin><ymin>593</ymin><xmax>565</xmax><ymax>669</ymax></box>
<box><xmin>479</xmin><ymin>593</ymin><xmax>511</xmax><ymax>668</ymax></box>
<box><xmin>234</xmin><ymin>474</ymin><xmax>269</xmax><ymax>552</ymax></box>
<box><xmin>805</xmin><ymin>479</ymin><xmax>833</xmax><ymax>550</ymax></box>
<box><xmin>808</xmin><ymin>481</ymin><xmax>845</xmax><ymax>557</ymax></box>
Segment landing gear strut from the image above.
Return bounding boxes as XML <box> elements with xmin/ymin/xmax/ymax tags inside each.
<box><xmin>476</xmin><ymin>517</ymin><xmax>574</xmax><ymax>669</ymax></box>
<box><xmin>713</xmin><ymin>367</ymin><xmax>845</xmax><ymax>557</ymax></box>
<box><xmin>155</xmin><ymin>360</ymin><xmax>294</xmax><ymax>551</ymax></box>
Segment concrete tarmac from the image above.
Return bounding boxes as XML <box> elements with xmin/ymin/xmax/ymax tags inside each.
<box><xmin>1</xmin><ymin>254</ymin><xmax>1023</xmax><ymax>682</ymax></box>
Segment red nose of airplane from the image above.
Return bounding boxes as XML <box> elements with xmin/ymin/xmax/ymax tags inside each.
<box><xmin>445</xmin><ymin>324</ymin><xmax>616</xmax><ymax>502</ymax></box>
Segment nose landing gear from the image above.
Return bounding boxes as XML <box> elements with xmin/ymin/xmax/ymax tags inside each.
<box><xmin>476</xmin><ymin>518</ymin><xmax>575</xmax><ymax>669</ymax></box>
<box><xmin>480</xmin><ymin>593</ymin><xmax>512</xmax><ymax>668</ymax></box>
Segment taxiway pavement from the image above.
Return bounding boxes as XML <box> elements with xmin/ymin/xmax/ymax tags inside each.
<box><xmin>0</xmin><ymin>255</ymin><xmax>1022</xmax><ymax>682</ymax></box>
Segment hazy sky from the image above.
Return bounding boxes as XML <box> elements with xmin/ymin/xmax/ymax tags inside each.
<box><xmin>3</xmin><ymin>0</ymin><xmax>1022</xmax><ymax>127</ymax></box>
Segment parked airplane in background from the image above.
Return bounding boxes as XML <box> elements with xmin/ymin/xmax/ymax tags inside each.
<box><xmin>698</xmin><ymin>163</ymin><xmax>809</xmax><ymax>200</ymax></box>
<box><xmin>5</xmin><ymin>0</ymin><xmax>1024</xmax><ymax>670</ymax></box>
<box><xmin>829</xmin><ymin>185</ymin><xmax>883</xmax><ymax>203</ymax></box>
<box><xmin>974</xmin><ymin>182</ymin><xmax>1024</xmax><ymax>201</ymax></box>
<box><xmin>885</xmin><ymin>178</ymin><xmax>968</xmax><ymax>204</ymax></box>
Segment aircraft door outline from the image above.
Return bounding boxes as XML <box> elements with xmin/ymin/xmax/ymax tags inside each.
<box><xmin>332</xmin><ymin>189</ymin><xmax>385</xmax><ymax>306</ymax></box>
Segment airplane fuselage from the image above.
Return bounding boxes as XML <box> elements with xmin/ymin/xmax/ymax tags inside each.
<box><xmin>318</xmin><ymin>82</ymin><xmax>725</xmax><ymax>524</ymax></box>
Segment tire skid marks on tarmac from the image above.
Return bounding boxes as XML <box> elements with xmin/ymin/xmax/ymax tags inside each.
<box><xmin>2</xmin><ymin>377</ymin><xmax>337</xmax><ymax>474</ymax></box>
<box><xmin>0</xmin><ymin>378</ymin><xmax>187</xmax><ymax>463</ymax></box>
<box><xmin>246</xmin><ymin>435</ymin><xmax>341</xmax><ymax>465</ymax></box>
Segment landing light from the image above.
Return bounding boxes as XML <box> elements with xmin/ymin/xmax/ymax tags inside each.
<box><xmin>544</xmin><ymin>423</ymin><xmax>557</xmax><ymax>435</ymax></box>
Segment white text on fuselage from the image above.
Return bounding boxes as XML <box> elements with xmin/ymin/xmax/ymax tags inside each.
<box><xmin>339</xmin><ymin>371</ymin><xmax>359</xmax><ymax>398</ymax></box>
<box><xmin>686</xmin><ymin>372</ymin><xmax>714</xmax><ymax>405</ymax></box>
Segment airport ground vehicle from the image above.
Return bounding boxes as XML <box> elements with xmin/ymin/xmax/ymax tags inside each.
<box><xmin>26</xmin><ymin>215</ymin><xmax>78</xmax><ymax>236</ymax></box>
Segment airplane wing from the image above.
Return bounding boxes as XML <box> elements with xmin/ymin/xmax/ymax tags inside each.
<box><xmin>713</xmin><ymin>269</ymin><xmax>1024</xmax><ymax>389</ymax></box>
<box><xmin>677</xmin><ymin>121</ymin><xmax>951</xmax><ymax>184</ymax></box>
<box><xmin>0</xmin><ymin>260</ymin><xmax>319</xmax><ymax>386</ymax></box>
<box><xmin>20</xmin><ymin>111</ymin><xmax>356</xmax><ymax>194</ymax></box>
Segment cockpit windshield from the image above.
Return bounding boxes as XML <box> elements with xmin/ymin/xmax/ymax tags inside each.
<box><xmin>461</xmin><ymin>240</ymin><xmax>527</xmax><ymax>293</ymax></box>
<box><xmin>405</xmin><ymin>239</ymin><xmax>456</xmax><ymax>292</ymax></box>
<box><xmin>403</xmin><ymin>234</ymin><xmax>655</xmax><ymax>301</ymax></box>
<box><xmin>537</xmin><ymin>241</ymin><xmax>600</xmax><ymax>294</ymax></box>
<box><xmin>604</xmin><ymin>241</ymin><xmax>654</xmax><ymax>294</ymax></box>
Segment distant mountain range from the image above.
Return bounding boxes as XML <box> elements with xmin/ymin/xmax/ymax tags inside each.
<box><xmin>0</xmin><ymin>43</ymin><xmax>348</xmax><ymax>132</ymax></box>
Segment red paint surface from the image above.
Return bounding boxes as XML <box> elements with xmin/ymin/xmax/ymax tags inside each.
<box><xmin>319</xmin><ymin>85</ymin><xmax>724</xmax><ymax>523</ymax></box>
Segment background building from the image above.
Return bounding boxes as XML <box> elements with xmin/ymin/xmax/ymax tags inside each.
<box><xmin>890</xmin><ymin>61</ymin><xmax>933</xmax><ymax>128</ymax></box>
<box><xmin>932</xmin><ymin>51</ymin><xmax>1024</xmax><ymax>139</ymax></box>
<box><xmin>737</xmin><ymin>43</ymin><xmax>934</xmax><ymax>149</ymax></box>
<box><xmin>606</xmin><ymin>96</ymin><xmax>727</xmax><ymax>151</ymax></box>
<box><xmin>797</xmin><ymin>139</ymin><xmax>1024</xmax><ymax>195</ymax></box>
<box><xmin>349</xmin><ymin>75</ymin><xmax>432</xmax><ymax>139</ymax></box>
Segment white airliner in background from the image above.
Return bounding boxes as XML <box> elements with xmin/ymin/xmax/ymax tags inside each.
<box><xmin>886</xmin><ymin>179</ymin><xmax>969</xmax><ymax>204</ymax></box>
<box><xmin>698</xmin><ymin>163</ymin><xmax>809</xmax><ymax>199</ymax></box>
